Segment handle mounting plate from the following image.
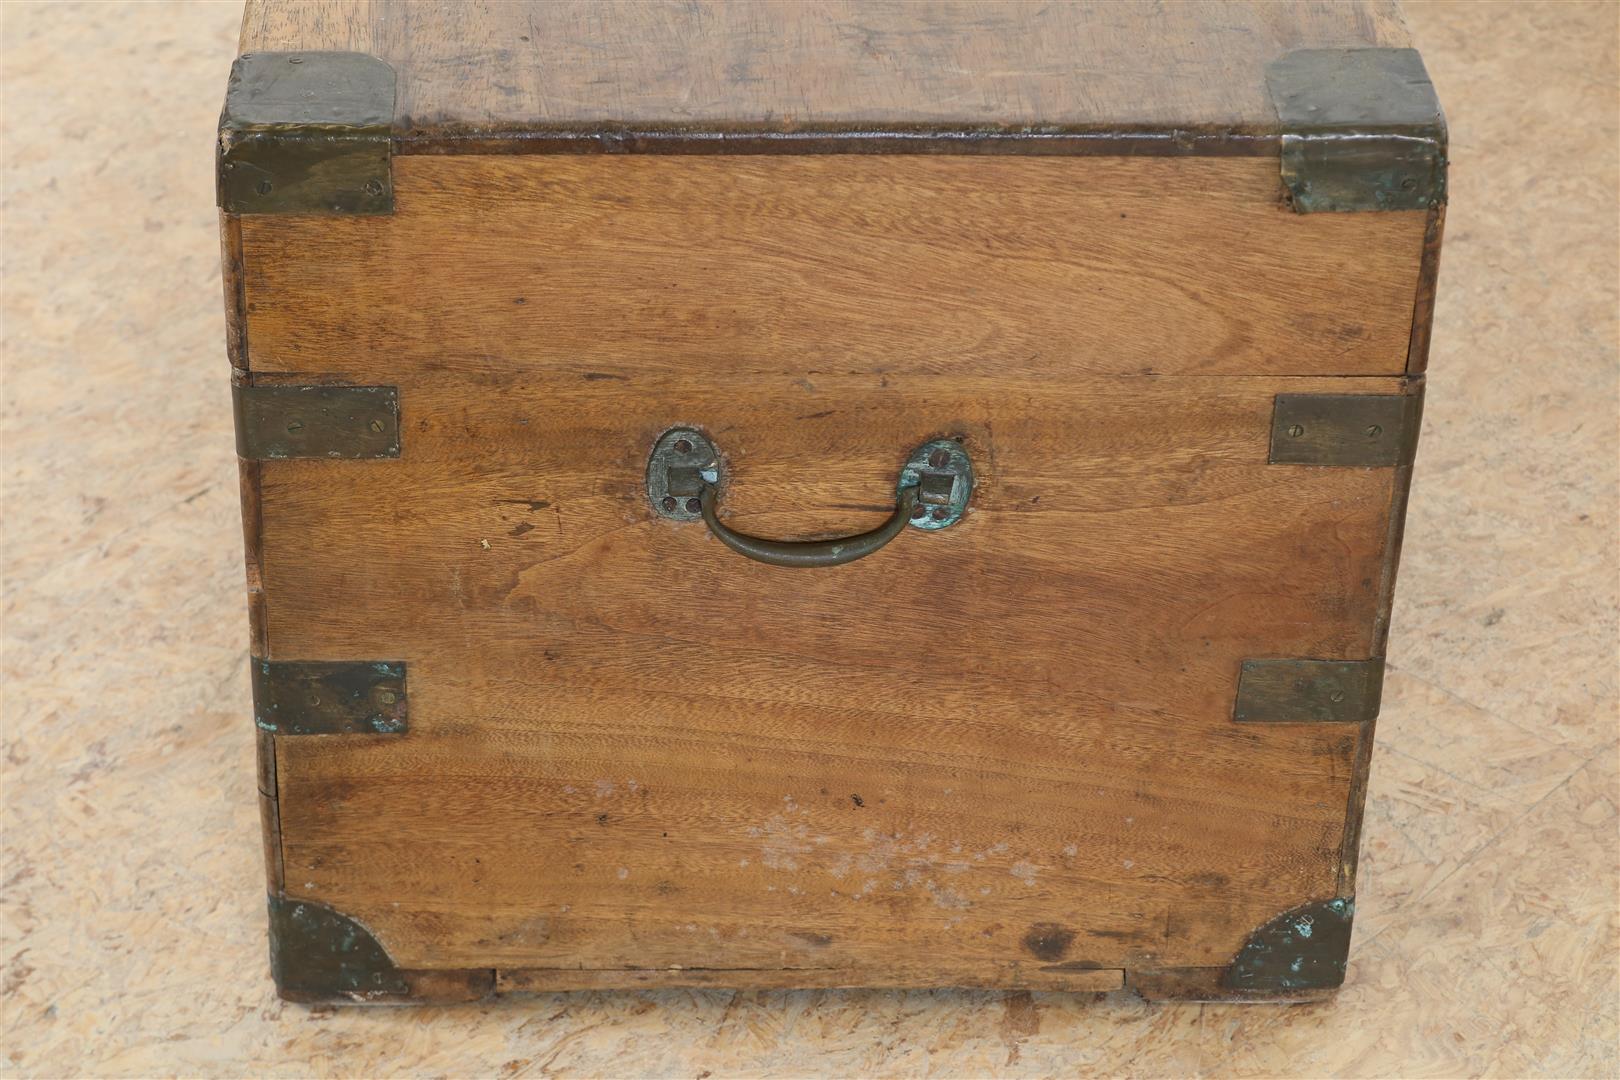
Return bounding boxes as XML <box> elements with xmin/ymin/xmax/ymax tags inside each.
<box><xmin>900</xmin><ymin>439</ymin><xmax>974</xmax><ymax>530</ymax></box>
<box><xmin>646</xmin><ymin>428</ymin><xmax>720</xmax><ymax>521</ymax></box>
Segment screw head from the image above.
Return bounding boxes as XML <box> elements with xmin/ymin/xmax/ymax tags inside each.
<box><xmin>255</xmin><ymin>179</ymin><xmax>273</xmax><ymax>196</ymax></box>
<box><xmin>685</xmin><ymin>498</ymin><xmax>702</xmax><ymax>514</ymax></box>
<box><xmin>285</xmin><ymin>420</ymin><xmax>304</xmax><ymax>433</ymax></box>
<box><xmin>363</xmin><ymin>178</ymin><xmax>385</xmax><ymax>197</ymax></box>
<box><xmin>287</xmin><ymin>56</ymin><xmax>303</xmax><ymax>64</ymax></box>
<box><xmin>673</xmin><ymin>438</ymin><xmax>692</xmax><ymax>454</ymax></box>
<box><xmin>1329</xmin><ymin>689</ymin><xmax>1346</xmax><ymax>703</ymax></box>
<box><xmin>927</xmin><ymin>448</ymin><xmax>950</xmax><ymax>469</ymax></box>
<box><xmin>1365</xmin><ymin>424</ymin><xmax>1383</xmax><ymax>438</ymax></box>
<box><xmin>1287</xmin><ymin>423</ymin><xmax>1305</xmax><ymax>438</ymax></box>
<box><xmin>910</xmin><ymin>505</ymin><xmax>927</xmax><ymax>520</ymax></box>
<box><xmin>378</xmin><ymin>691</ymin><xmax>396</xmax><ymax>705</ymax></box>
<box><xmin>368</xmin><ymin>418</ymin><xmax>385</xmax><ymax>433</ymax></box>
<box><xmin>660</xmin><ymin>496</ymin><xmax>677</xmax><ymax>512</ymax></box>
<box><xmin>930</xmin><ymin>507</ymin><xmax>948</xmax><ymax>521</ymax></box>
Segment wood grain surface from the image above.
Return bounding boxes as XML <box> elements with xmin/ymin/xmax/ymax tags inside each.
<box><xmin>240</xmin><ymin>156</ymin><xmax>1429</xmax><ymax>380</ymax></box>
<box><xmin>255</xmin><ymin>366</ymin><xmax>1407</xmax><ymax>979</ymax></box>
<box><xmin>235</xmin><ymin>0</ymin><xmax>1410</xmax><ymax>139</ymax></box>
<box><xmin>226</xmin><ymin>133</ymin><xmax>1430</xmax><ymax>988</ymax></box>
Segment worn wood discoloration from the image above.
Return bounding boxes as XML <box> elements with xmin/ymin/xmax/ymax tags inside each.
<box><xmin>1407</xmin><ymin>204</ymin><xmax>1448</xmax><ymax>373</ymax></box>
<box><xmin>497</xmin><ymin>967</ymin><xmax>1126</xmax><ymax>993</ymax></box>
<box><xmin>219</xmin><ymin>212</ymin><xmax>248</xmax><ymax>370</ymax></box>
<box><xmin>258</xmin><ymin>791</ymin><xmax>283</xmax><ymax>894</ymax></box>
<box><xmin>1128</xmin><ymin>966</ymin><xmax>1338</xmax><ymax>1003</ymax></box>
<box><xmin>236</xmin><ymin>0</ymin><xmax>1409</xmax><ymax>144</ymax></box>
<box><xmin>237</xmin><ymin>457</ymin><xmax>267</xmax><ymax>657</ymax></box>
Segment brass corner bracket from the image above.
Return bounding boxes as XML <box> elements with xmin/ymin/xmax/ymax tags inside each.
<box><xmin>218</xmin><ymin>51</ymin><xmax>396</xmax><ymax>215</ymax></box>
<box><xmin>1224</xmin><ymin>897</ymin><xmax>1356</xmax><ymax>993</ymax></box>
<box><xmin>267</xmin><ymin>895</ymin><xmax>409</xmax><ymax>1001</ymax></box>
<box><xmin>1268</xmin><ymin>48</ymin><xmax>1447</xmax><ymax>213</ymax></box>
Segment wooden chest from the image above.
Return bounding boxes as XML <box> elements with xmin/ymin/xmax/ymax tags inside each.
<box><xmin>220</xmin><ymin>1</ymin><xmax>1445</xmax><ymax>1003</ymax></box>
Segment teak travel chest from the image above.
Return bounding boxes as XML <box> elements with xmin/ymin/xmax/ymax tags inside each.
<box><xmin>219</xmin><ymin>1</ymin><xmax>1445</xmax><ymax>1003</ymax></box>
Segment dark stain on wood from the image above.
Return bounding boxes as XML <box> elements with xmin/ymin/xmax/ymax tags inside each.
<box><xmin>1021</xmin><ymin>924</ymin><xmax>1077</xmax><ymax>962</ymax></box>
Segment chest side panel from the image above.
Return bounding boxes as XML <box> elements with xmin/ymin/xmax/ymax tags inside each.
<box><xmin>239</xmin><ymin>155</ymin><xmax>1421</xmax><ymax>987</ymax></box>
<box><xmin>241</xmin><ymin>156</ymin><xmax>1427</xmax><ymax>379</ymax></box>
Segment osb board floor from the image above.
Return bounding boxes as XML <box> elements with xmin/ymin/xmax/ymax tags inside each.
<box><xmin>0</xmin><ymin>0</ymin><xmax>1614</xmax><ymax>1075</ymax></box>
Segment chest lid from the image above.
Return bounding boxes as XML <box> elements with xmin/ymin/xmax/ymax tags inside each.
<box><xmin>229</xmin><ymin>1</ymin><xmax>1443</xmax><ymax>190</ymax></box>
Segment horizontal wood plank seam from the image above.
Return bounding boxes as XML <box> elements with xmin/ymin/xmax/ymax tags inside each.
<box><xmin>385</xmin><ymin>131</ymin><xmax>1283</xmax><ymax>158</ymax></box>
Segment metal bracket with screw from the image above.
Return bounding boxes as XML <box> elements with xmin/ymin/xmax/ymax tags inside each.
<box><xmin>1232</xmin><ymin>659</ymin><xmax>1384</xmax><ymax>724</ymax></box>
<box><xmin>251</xmin><ymin>660</ymin><xmax>409</xmax><ymax>736</ymax></box>
<box><xmin>233</xmin><ymin>384</ymin><xmax>401</xmax><ymax>460</ymax></box>
<box><xmin>1269</xmin><ymin>392</ymin><xmax>1422</xmax><ymax>467</ymax></box>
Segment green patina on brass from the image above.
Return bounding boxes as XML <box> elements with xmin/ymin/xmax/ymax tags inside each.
<box><xmin>1268</xmin><ymin>48</ymin><xmax>1446</xmax><ymax>213</ymax></box>
<box><xmin>218</xmin><ymin>51</ymin><xmax>395</xmax><ymax>215</ymax></box>
<box><xmin>234</xmin><ymin>384</ymin><xmax>400</xmax><ymax>460</ymax></box>
<box><xmin>1233</xmin><ymin>658</ymin><xmax>1384</xmax><ymax>724</ymax></box>
<box><xmin>897</xmin><ymin>439</ymin><xmax>974</xmax><ymax>531</ymax></box>
<box><xmin>645</xmin><ymin>428</ymin><xmax>721</xmax><ymax>523</ymax></box>
<box><xmin>252</xmin><ymin>660</ymin><xmax>408</xmax><ymax>735</ymax></box>
<box><xmin>268</xmin><ymin>895</ymin><xmax>408</xmax><ymax>1001</ymax></box>
<box><xmin>1269</xmin><ymin>393</ymin><xmax>1421</xmax><ymax>468</ymax></box>
<box><xmin>1225</xmin><ymin>898</ymin><xmax>1355</xmax><ymax>992</ymax></box>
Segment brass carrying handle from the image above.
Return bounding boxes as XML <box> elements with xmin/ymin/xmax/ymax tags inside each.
<box><xmin>698</xmin><ymin>484</ymin><xmax>920</xmax><ymax>568</ymax></box>
<box><xmin>646</xmin><ymin>429</ymin><xmax>974</xmax><ymax>570</ymax></box>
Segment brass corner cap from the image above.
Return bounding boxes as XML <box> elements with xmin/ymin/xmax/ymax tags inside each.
<box><xmin>1267</xmin><ymin>48</ymin><xmax>1446</xmax><ymax>212</ymax></box>
<box><xmin>218</xmin><ymin>51</ymin><xmax>396</xmax><ymax>215</ymax></box>
<box><xmin>1224</xmin><ymin>897</ymin><xmax>1355</xmax><ymax>993</ymax></box>
<box><xmin>267</xmin><ymin>895</ymin><xmax>409</xmax><ymax>1002</ymax></box>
